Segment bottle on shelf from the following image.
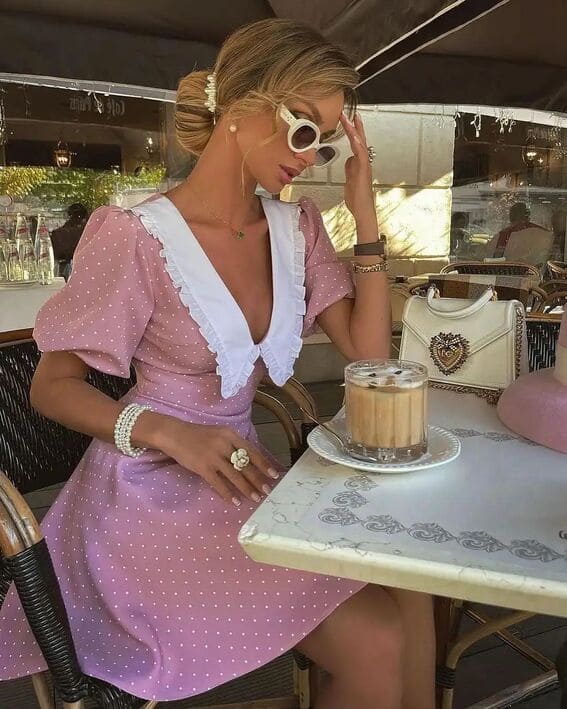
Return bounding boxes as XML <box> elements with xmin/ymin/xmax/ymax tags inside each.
<box><xmin>14</xmin><ymin>214</ymin><xmax>36</xmax><ymax>281</ymax></box>
<box><xmin>36</xmin><ymin>216</ymin><xmax>55</xmax><ymax>285</ymax></box>
<box><xmin>0</xmin><ymin>238</ymin><xmax>8</xmax><ymax>281</ymax></box>
<box><xmin>14</xmin><ymin>213</ymin><xmax>30</xmax><ymax>252</ymax></box>
<box><xmin>20</xmin><ymin>238</ymin><xmax>37</xmax><ymax>281</ymax></box>
<box><xmin>0</xmin><ymin>216</ymin><xmax>9</xmax><ymax>264</ymax></box>
<box><xmin>7</xmin><ymin>239</ymin><xmax>23</xmax><ymax>281</ymax></box>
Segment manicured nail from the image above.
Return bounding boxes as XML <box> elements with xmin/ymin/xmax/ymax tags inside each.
<box><xmin>232</xmin><ymin>497</ymin><xmax>241</xmax><ymax>507</ymax></box>
<box><xmin>262</xmin><ymin>484</ymin><xmax>272</xmax><ymax>496</ymax></box>
<box><xmin>267</xmin><ymin>468</ymin><xmax>279</xmax><ymax>479</ymax></box>
<box><xmin>251</xmin><ymin>492</ymin><xmax>261</xmax><ymax>502</ymax></box>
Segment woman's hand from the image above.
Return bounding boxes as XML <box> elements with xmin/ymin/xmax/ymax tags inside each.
<box><xmin>158</xmin><ymin>418</ymin><xmax>279</xmax><ymax>507</ymax></box>
<box><xmin>339</xmin><ymin>112</ymin><xmax>375</xmax><ymax>223</ymax></box>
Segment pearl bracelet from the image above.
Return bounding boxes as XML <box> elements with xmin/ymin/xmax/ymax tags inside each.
<box><xmin>114</xmin><ymin>403</ymin><xmax>152</xmax><ymax>458</ymax></box>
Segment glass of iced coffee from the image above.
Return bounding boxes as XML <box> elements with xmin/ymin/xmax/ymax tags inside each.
<box><xmin>344</xmin><ymin>359</ymin><xmax>428</xmax><ymax>463</ymax></box>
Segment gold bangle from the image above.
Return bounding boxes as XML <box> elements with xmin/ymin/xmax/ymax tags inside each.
<box><xmin>352</xmin><ymin>260</ymin><xmax>389</xmax><ymax>273</ymax></box>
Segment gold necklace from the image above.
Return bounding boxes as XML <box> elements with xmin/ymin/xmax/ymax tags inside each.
<box><xmin>188</xmin><ymin>185</ymin><xmax>249</xmax><ymax>240</ymax></box>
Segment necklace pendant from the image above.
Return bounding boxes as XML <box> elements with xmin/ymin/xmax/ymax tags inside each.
<box><xmin>235</xmin><ymin>230</ymin><xmax>245</xmax><ymax>240</ymax></box>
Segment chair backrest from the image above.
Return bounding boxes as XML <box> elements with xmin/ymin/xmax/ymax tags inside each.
<box><xmin>0</xmin><ymin>332</ymin><xmax>135</xmax><ymax>494</ymax></box>
<box><xmin>526</xmin><ymin>315</ymin><xmax>561</xmax><ymax>371</ymax></box>
<box><xmin>541</xmin><ymin>279</ymin><xmax>567</xmax><ymax>295</ymax></box>
<box><xmin>440</xmin><ymin>261</ymin><xmax>541</xmax><ymax>279</ymax></box>
<box><xmin>532</xmin><ymin>291</ymin><xmax>567</xmax><ymax>315</ymax></box>
<box><xmin>547</xmin><ymin>260</ymin><xmax>567</xmax><ymax>280</ymax></box>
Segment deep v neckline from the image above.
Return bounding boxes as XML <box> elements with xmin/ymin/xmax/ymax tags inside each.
<box><xmin>131</xmin><ymin>194</ymin><xmax>306</xmax><ymax>399</ymax></box>
<box><xmin>160</xmin><ymin>194</ymin><xmax>276</xmax><ymax>347</ymax></box>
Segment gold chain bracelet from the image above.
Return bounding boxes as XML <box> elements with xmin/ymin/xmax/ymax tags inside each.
<box><xmin>352</xmin><ymin>260</ymin><xmax>389</xmax><ymax>273</ymax></box>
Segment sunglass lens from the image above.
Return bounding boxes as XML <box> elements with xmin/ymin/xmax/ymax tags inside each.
<box><xmin>291</xmin><ymin>125</ymin><xmax>317</xmax><ymax>150</ymax></box>
<box><xmin>315</xmin><ymin>146</ymin><xmax>337</xmax><ymax>166</ymax></box>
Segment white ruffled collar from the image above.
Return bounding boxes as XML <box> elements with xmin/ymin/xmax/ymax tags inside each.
<box><xmin>131</xmin><ymin>194</ymin><xmax>306</xmax><ymax>398</ymax></box>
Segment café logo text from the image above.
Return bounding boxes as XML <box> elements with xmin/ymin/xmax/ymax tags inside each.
<box><xmin>69</xmin><ymin>95</ymin><xmax>126</xmax><ymax>119</ymax></box>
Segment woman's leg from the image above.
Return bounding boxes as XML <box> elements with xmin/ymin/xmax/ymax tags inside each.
<box><xmin>386</xmin><ymin>587</ymin><xmax>435</xmax><ymax>709</ymax></box>
<box><xmin>296</xmin><ymin>584</ymin><xmax>405</xmax><ymax>709</ymax></box>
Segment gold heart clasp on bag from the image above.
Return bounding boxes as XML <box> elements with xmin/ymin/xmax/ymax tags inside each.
<box><xmin>429</xmin><ymin>332</ymin><xmax>470</xmax><ymax>375</ymax></box>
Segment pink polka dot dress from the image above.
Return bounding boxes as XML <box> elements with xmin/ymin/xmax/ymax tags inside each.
<box><xmin>0</xmin><ymin>195</ymin><xmax>364</xmax><ymax>701</ymax></box>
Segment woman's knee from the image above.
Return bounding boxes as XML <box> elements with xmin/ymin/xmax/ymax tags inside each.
<box><xmin>332</xmin><ymin>586</ymin><xmax>405</xmax><ymax>675</ymax></box>
<box><xmin>352</xmin><ymin>609</ymin><xmax>404</xmax><ymax>676</ymax></box>
<box><xmin>344</xmin><ymin>615</ymin><xmax>404</xmax><ymax>708</ymax></box>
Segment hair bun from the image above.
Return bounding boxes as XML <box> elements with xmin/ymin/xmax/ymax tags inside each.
<box><xmin>175</xmin><ymin>70</ymin><xmax>215</xmax><ymax>157</ymax></box>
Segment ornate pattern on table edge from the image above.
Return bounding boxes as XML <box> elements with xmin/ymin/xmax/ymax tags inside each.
<box><xmin>316</xmin><ymin>474</ymin><xmax>567</xmax><ymax>564</ymax></box>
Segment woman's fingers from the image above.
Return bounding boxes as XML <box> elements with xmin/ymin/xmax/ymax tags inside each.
<box><xmin>182</xmin><ymin>425</ymin><xmax>280</xmax><ymax>507</ymax></box>
<box><xmin>217</xmin><ymin>458</ymin><xmax>274</xmax><ymax>503</ymax></box>
<box><xmin>200</xmin><ymin>467</ymin><xmax>241</xmax><ymax>506</ymax></box>
<box><xmin>354</xmin><ymin>112</ymin><xmax>368</xmax><ymax>144</ymax></box>
<box><xmin>229</xmin><ymin>432</ymin><xmax>279</xmax><ymax>481</ymax></box>
<box><xmin>219</xmin><ymin>458</ymin><xmax>260</xmax><ymax>500</ymax></box>
<box><xmin>340</xmin><ymin>113</ymin><xmax>366</xmax><ymax>157</ymax></box>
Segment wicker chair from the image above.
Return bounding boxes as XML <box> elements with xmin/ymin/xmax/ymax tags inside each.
<box><xmin>532</xmin><ymin>290</ymin><xmax>567</xmax><ymax>315</ymax></box>
<box><xmin>0</xmin><ymin>329</ymin><xmax>316</xmax><ymax>709</ymax></box>
<box><xmin>541</xmin><ymin>279</ymin><xmax>567</xmax><ymax>296</ymax></box>
<box><xmin>436</xmin><ymin>312</ymin><xmax>562</xmax><ymax>709</ymax></box>
<box><xmin>546</xmin><ymin>260</ymin><xmax>567</xmax><ymax>280</ymax></box>
<box><xmin>526</xmin><ymin>314</ymin><xmax>562</xmax><ymax>371</ymax></box>
<box><xmin>440</xmin><ymin>261</ymin><xmax>541</xmax><ymax>280</ymax></box>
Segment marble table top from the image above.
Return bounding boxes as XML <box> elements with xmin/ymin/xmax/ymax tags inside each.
<box><xmin>239</xmin><ymin>388</ymin><xmax>567</xmax><ymax>617</ymax></box>
<box><xmin>0</xmin><ymin>278</ymin><xmax>65</xmax><ymax>333</ymax></box>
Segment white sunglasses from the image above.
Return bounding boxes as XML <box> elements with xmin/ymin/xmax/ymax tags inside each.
<box><xmin>279</xmin><ymin>105</ymin><xmax>340</xmax><ymax>167</ymax></box>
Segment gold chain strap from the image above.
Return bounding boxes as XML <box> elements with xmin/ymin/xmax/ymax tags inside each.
<box><xmin>429</xmin><ymin>381</ymin><xmax>502</xmax><ymax>406</ymax></box>
<box><xmin>514</xmin><ymin>303</ymin><xmax>526</xmax><ymax>379</ymax></box>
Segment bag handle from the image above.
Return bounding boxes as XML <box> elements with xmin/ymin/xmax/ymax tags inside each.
<box><xmin>425</xmin><ymin>285</ymin><xmax>497</xmax><ymax>319</ymax></box>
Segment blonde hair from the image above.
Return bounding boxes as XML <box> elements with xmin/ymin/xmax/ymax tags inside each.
<box><xmin>175</xmin><ymin>18</ymin><xmax>359</xmax><ymax>157</ymax></box>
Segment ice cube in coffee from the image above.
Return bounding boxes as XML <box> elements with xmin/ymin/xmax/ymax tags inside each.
<box><xmin>344</xmin><ymin>359</ymin><xmax>428</xmax><ymax>463</ymax></box>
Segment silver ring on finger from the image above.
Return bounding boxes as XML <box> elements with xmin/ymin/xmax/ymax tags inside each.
<box><xmin>367</xmin><ymin>146</ymin><xmax>376</xmax><ymax>164</ymax></box>
<box><xmin>230</xmin><ymin>447</ymin><xmax>250</xmax><ymax>472</ymax></box>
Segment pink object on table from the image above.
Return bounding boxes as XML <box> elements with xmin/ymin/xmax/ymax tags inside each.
<box><xmin>498</xmin><ymin>309</ymin><xmax>567</xmax><ymax>453</ymax></box>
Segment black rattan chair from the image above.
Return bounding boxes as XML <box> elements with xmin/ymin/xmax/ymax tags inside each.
<box><xmin>526</xmin><ymin>315</ymin><xmax>561</xmax><ymax>371</ymax></box>
<box><xmin>0</xmin><ymin>330</ymin><xmax>316</xmax><ymax>709</ymax></box>
<box><xmin>0</xmin><ymin>333</ymin><xmax>136</xmax><ymax>495</ymax></box>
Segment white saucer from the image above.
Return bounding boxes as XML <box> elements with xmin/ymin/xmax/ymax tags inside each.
<box><xmin>307</xmin><ymin>411</ymin><xmax>461</xmax><ymax>474</ymax></box>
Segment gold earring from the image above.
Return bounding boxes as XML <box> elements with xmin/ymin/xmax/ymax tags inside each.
<box><xmin>228</xmin><ymin>124</ymin><xmax>237</xmax><ymax>133</ymax></box>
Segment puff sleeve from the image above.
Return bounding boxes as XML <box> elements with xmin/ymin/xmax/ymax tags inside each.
<box><xmin>33</xmin><ymin>206</ymin><xmax>155</xmax><ymax>377</ymax></box>
<box><xmin>300</xmin><ymin>197</ymin><xmax>354</xmax><ymax>337</ymax></box>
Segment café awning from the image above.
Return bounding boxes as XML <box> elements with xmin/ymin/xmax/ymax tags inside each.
<box><xmin>0</xmin><ymin>0</ymin><xmax>565</xmax><ymax>111</ymax></box>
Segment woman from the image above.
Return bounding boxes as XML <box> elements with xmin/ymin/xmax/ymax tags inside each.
<box><xmin>0</xmin><ymin>19</ymin><xmax>434</xmax><ymax>709</ymax></box>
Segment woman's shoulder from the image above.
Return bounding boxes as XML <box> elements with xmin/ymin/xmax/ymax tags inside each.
<box><xmin>81</xmin><ymin>204</ymin><xmax>144</xmax><ymax>241</ymax></box>
<box><xmin>75</xmin><ymin>203</ymin><xmax>162</xmax><ymax>264</ymax></box>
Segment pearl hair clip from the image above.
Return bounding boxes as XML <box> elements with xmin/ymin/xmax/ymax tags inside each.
<box><xmin>204</xmin><ymin>72</ymin><xmax>217</xmax><ymax>123</ymax></box>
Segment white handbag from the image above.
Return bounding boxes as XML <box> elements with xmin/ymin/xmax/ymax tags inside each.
<box><xmin>400</xmin><ymin>286</ymin><xmax>527</xmax><ymax>403</ymax></box>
